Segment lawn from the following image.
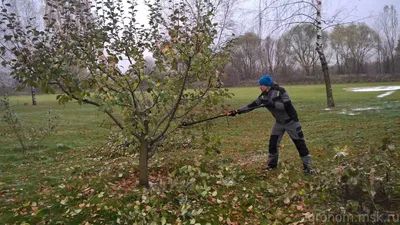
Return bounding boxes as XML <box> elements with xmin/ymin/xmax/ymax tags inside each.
<box><xmin>1</xmin><ymin>82</ymin><xmax>399</xmax><ymax>224</ymax></box>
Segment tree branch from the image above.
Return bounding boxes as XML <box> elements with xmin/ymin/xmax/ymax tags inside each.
<box><xmin>150</xmin><ymin>56</ymin><xmax>193</xmax><ymax>146</ymax></box>
<box><xmin>55</xmin><ymin>81</ymin><xmax>124</xmax><ymax>130</ymax></box>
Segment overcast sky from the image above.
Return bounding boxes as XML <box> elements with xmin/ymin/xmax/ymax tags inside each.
<box><xmin>325</xmin><ymin>0</ymin><xmax>400</xmax><ymax>19</ymax></box>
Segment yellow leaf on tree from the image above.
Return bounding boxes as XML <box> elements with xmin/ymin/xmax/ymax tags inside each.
<box><xmin>162</xmin><ymin>45</ymin><xmax>169</xmax><ymax>54</ymax></box>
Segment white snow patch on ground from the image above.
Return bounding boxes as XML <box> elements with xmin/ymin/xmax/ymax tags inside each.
<box><xmin>377</xmin><ymin>91</ymin><xmax>395</xmax><ymax>98</ymax></box>
<box><xmin>344</xmin><ymin>86</ymin><xmax>400</xmax><ymax>92</ymax></box>
<box><xmin>323</xmin><ymin>86</ymin><xmax>398</xmax><ymax>113</ymax></box>
<box><xmin>352</xmin><ymin>107</ymin><xmax>381</xmax><ymax>111</ymax></box>
<box><xmin>337</xmin><ymin>110</ymin><xmax>359</xmax><ymax>116</ymax></box>
<box><xmin>336</xmin><ymin>107</ymin><xmax>380</xmax><ymax>116</ymax></box>
<box><xmin>344</xmin><ymin>85</ymin><xmax>400</xmax><ymax>98</ymax></box>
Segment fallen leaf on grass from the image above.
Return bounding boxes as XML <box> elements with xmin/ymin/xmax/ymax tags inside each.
<box><xmin>31</xmin><ymin>206</ymin><xmax>39</xmax><ymax>215</ymax></box>
<box><xmin>302</xmin><ymin>212</ymin><xmax>314</xmax><ymax>220</ymax></box>
<box><xmin>60</xmin><ymin>197</ymin><xmax>68</xmax><ymax>205</ymax></box>
<box><xmin>296</xmin><ymin>204</ymin><xmax>304</xmax><ymax>211</ymax></box>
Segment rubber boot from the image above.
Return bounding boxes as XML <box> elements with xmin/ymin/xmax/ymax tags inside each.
<box><xmin>260</xmin><ymin>152</ymin><xmax>278</xmax><ymax>171</ymax></box>
<box><xmin>301</xmin><ymin>155</ymin><xmax>315</xmax><ymax>174</ymax></box>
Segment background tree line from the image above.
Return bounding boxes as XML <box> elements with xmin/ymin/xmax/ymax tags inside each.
<box><xmin>221</xmin><ymin>5</ymin><xmax>400</xmax><ymax>86</ymax></box>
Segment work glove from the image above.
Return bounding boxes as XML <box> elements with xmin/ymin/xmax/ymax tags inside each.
<box><xmin>226</xmin><ymin>109</ymin><xmax>239</xmax><ymax>116</ymax></box>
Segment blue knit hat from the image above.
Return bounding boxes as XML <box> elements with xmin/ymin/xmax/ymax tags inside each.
<box><xmin>258</xmin><ymin>74</ymin><xmax>273</xmax><ymax>86</ymax></box>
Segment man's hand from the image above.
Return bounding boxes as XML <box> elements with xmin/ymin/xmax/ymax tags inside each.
<box><xmin>226</xmin><ymin>109</ymin><xmax>238</xmax><ymax>116</ymax></box>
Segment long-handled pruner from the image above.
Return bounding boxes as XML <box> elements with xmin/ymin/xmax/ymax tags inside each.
<box><xmin>180</xmin><ymin>104</ymin><xmax>266</xmax><ymax>127</ymax></box>
<box><xmin>180</xmin><ymin>113</ymin><xmax>229</xmax><ymax>127</ymax></box>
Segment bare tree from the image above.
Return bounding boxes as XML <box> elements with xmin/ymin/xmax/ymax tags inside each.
<box><xmin>395</xmin><ymin>39</ymin><xmax>400</xmax><ymax>72</ymax></box>
<box><xmin>331</xmin><ymin>23</ymin><xmax>380</xmax><ymax>74</ymax></box>
<box><xmin>161</xmin><ymin>0</ymin><xmax>241</xmax><ymax>49</ymax></box>
<box><xmin>375</xmin><ymin>5</ymin><xmax>398</xmax><ymax>74</ymax></box>
<box><xmin>213</xmin><ymin>0</ymin><xmax>242</xmax><ymax>48</ymax></box>
<box><xmin>260</xmin><ymin>36</ymin><xmax>278</xmax><ymax>75</ymax></box>
<box><xmin>374</xmin><ymin>35</ymin><xmax>388</xmax><ymax>75</ymax></box>
<box><xmin>228</xmin><ymin>32</ymin><xmax>262</xmax><ymax>82</ymax></box>
<box><xmin>281</xmin><ymin>24</ymin><xmax>327</xmax><ymax>78</ymax></box>
<box><xmin>351</xmin><ymin>24</ymin><xmax>380</xmax><ymax>74</ymax></box>
<box><xmin>330</xmin><ymin>25</ymin><xmax>348</xmax><ymax>74</ymax></box>
<box><xmin>274</xmin><ymin>35</ymin><xmax>296</xmax><ymax>82</ymax></box>
<box><xmin>225</xmin><ymin>32</ymin><xmax>299</xmax><ymax>85</ymax></box>
<box><xmin>315</xmin><ymin>0</ymin><xmax>334</xmax><ymax>107</ymax></box>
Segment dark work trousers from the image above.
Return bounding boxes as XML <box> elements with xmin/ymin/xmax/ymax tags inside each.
<box><xmin>267</xmin><ymin>120</ymin><xmax>312</xmax><ymax>169</ymax></box>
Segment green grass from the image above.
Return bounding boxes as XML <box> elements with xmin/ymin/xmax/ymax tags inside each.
<box><xmin>1</xmin><ymin>82</ymin><xmax>400</xmax><ymax>224</ymax></box>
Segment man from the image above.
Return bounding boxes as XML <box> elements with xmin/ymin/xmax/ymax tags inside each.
<box><xmin>227</xmin><ymin>74</ymin><xmax>314</xmax><ymax>174</ymax></box>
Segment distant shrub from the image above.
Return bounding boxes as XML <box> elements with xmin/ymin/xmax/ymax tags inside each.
<box><xmin>0</xmin><ymin>96</ymin><xmax>62</xmax><ymax>152</ymax></box>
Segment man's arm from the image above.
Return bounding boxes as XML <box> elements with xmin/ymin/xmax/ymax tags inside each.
<box><xmin>273</xmin><ymin>88</ymin><xmax>290</xmax><ymax>110</ymax></box>
<box><xmin>236</xmin><ymin>97</ymin><xmax>262</xmax><ymax>114</ymax></box>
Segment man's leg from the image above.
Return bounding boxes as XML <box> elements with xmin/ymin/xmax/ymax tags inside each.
<box><xmin>262</xmin><ymin>122</ymin><xmax>285</xmax><ymax>170</ymax></box>
<box><xmin>285</xmin><ymin>121</ymin><xmax>314</xmax><ymax>174</ymax></box>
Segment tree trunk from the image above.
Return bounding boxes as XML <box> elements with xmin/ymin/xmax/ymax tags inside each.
<box><xmin>138</xmin><ymin>140</ymin><xmax>149</xmax><ymax>188</ymax></box>
<box><xmin>31</xmin><ymin>86</ymin><xmax>37</xmax><ymax>105</ymax></box>
<box><xmin>336</xmin><ymin>54</ymin><xmax>340</xmax><ymax>74</ymax></box>
<box><xmin>384</xmin><ymin>56</ymin><xmax>390</xmax><ymax>74</ymax></box>
<box><xmin>269</xmin><ymin>64</ymin><xmax>273</xmax><ymax>75</ymax></box>
<box><xmin>304</xmin><ymin>66</ymin><xmax>311</xmax><ymax>77</ymax></box>
<box><xmin>391</xmin><ymin>54</ymin><xmax>395</xmax><ymax>74</ymax></box>
<box><xmin>316</xmin><ymin>0</ymin><xmax>335</xmax><ymax>108</ymax></box>
<box><xmin>318</xmin><ymin>50</ymin><xmax>335</xmax><ymax>107</ymax></box>
<box><xmin>376</xmin><ymin>50</ymin><xmax>381</xmax><ymax>74</ymax></box>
